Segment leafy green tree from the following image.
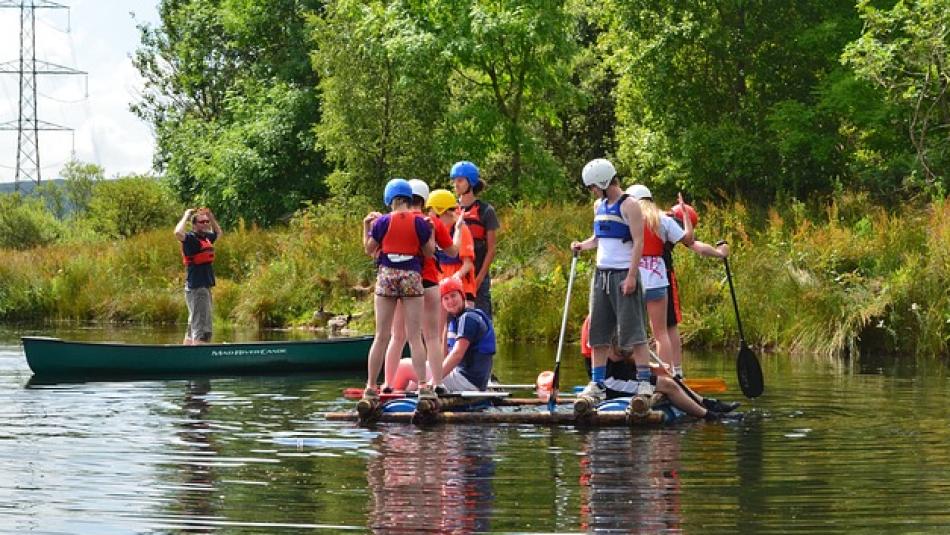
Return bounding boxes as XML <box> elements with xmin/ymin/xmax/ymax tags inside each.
<box><xmin>600</xmin><ymin>1</ymin><xmax>865</xmax><ymax>201</ymax></box>
<box><xmin>60</xmin><ymin>159</ymin><xmax>105</xmax><ymax>214</ymax></box>
<box><xmin>311</xmin><ymin>0</ymin><xmax>450</xmax><ymax>198</ymax></box>
<box><xmin>133</xmin><ymin>0</ymin><xmax>328</xmax><ymax>225</ymax></box>
<box><xmin>428</xmin><ymin>0</ymin><xmax>580</xmax><ymax>200</ymax></box>
<box><xmin>844</xmin><ymin>0</ymin><xmax>950</xmax><ymax>191</ymax></box>
<box><xmin>86</xmin><ymin>176</ymin><xmax>182</xmax><ymax>238</ymax></box>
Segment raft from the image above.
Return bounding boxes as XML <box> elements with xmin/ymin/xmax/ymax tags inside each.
<box><xmin>327</xmin><ymin>395</ymin><xmax>689</xmax><ymax>427</ymax></box>
<box><xmin>21</xmin><ymin>335</ymin><xmax>373</xmax><ymax>378</ymax></box>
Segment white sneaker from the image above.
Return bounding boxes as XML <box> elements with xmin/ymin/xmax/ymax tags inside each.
<box><xmin>578</xmin><ymin>381</ymin><xmax>606</xmax><ymax>402</ymax></box>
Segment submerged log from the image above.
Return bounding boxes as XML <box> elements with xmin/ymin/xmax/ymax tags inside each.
<box><xmin>325</xmin><ymin>409</ymin><xmax>669</xmax><ymax>426</ymax></box>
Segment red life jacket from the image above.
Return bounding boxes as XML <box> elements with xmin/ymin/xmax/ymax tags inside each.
<box><xmin>182</xmin><ymin>235</ymin><xmax>215</xmax><ymax>266</ymax></box>
<box><xmin>380</xmin><ymin>211</ymin><xmax>423</xmax><ymax>255</ymax></box>
<box><xmin>642</xmin><ymin>225</ymin><xmax>664</xmax><ymax>256</ymax></box>
<box><xmin>462</xmin><ymin>200</ymin><xmax>487</xmax><ymax>241</ymax></box>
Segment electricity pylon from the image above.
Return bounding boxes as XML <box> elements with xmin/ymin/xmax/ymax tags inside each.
<box><xmin>0</xmin><ymin>1</ymin><xmax>85</xmax><ymax>191</ymax></box>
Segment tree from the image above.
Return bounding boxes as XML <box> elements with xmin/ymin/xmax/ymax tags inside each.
<box><xmin>844</xmin><ymin>0</ymin><xmax>950</xmax><ymax>191</ymax></box>
<box><xmin>311</xmin><ymin>0</ymin><xmax>449</xmax><ymax>198</ymax></box>
<box><xmin>600</xmin><ymin>1</ymin><xmax>865</xmax><ymax>201</ymax></box>
<box><xmin>133</xmin><ymin>0</ymin><xmax>329</xmax><ymax>225</ymax></box>
<box><xmin>60</xmin><ymin>159</ymin><xmax>105</xmax><ymax>214</ymax></box>
<box><xmin>429</xmin><ymin>0</ymin><xmax>581</xmax><ymax>200</ymax></box>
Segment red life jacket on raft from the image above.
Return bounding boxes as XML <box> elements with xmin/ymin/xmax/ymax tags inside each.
<box><xmin>182</xmin><ymin>234</ymin><xmax>215</xmax><ymax>265</ymax></box>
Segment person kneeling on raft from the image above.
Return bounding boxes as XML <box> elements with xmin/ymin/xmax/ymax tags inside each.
<box><xmin>391</xmin><ymin>277</ymin><xmax>496</xmax><ymax>393</ymax></box>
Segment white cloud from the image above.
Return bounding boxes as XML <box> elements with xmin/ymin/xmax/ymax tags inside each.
<box><xmin>0</xmin><ymin>1</ymin><xmax>159</xmax><ymax>182</ymax></box>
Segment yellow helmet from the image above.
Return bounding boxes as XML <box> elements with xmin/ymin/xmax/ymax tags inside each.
<box><xmin>426</xmin><ymin>189</ymin><xmax>458</xmax><ymax>215</ymax></box>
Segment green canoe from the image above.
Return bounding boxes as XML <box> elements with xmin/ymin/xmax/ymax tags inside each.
<box><xmin>21</xmin><ymin>335</ymin><xmax>373</xmax><ymax>378</ymax></box>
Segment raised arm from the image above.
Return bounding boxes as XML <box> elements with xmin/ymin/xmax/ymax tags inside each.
<box><xmin>677</xmin><ymin>193</ymin><xmax>694</xmax><ymax>246</ymax></box>
<box><xmin>174</xmin><ymin>208</ymin><xmax>195</xmax><ymax>242</ymax></box>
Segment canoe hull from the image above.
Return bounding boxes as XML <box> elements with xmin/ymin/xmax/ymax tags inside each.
<box><xmin>22</xmin><ymin>336</ymin><xmax>372</xmax><ymax>378</ymax></box>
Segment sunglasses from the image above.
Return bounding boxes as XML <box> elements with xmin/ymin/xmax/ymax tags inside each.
<box><xmin>196</xmin><ymin>219</ymin><xmax>210</xmax><ymax>224</ymax></box>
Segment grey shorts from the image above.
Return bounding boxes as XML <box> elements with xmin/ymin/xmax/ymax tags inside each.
<box><xmin>185</xmin><ymin>287</ymin><xmax>213</xmax><ymax>342</ymax></box>
<box><xmin>588</xmin><ymin>268</ymin><xmax>648</xmax><ymax>350</ymax></box>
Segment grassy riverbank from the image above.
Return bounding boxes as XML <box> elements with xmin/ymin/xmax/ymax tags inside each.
<box><xmin>1</xmin><ymin>196</ymin><xmax>946</xmax><ymax>358</ymax></box>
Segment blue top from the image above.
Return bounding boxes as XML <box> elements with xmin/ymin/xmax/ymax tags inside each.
<box><xmin>593</xmin><ymin>195</ymin><xmax>631</xmax><ymax>241</ymax></box>
<box><xmin>182</xmin><ymin>232</ymin><xmax>217</xmax><ymax>289</ymax></box>
<box><xmin>370</xmin><ymin>213</ymin><xmax>432</xmax><ymax>271</ymax></box>
<box><xmin>446</xmin><ymin>307</ymin><xmax>496</xmax><ymax>390</ymax></box>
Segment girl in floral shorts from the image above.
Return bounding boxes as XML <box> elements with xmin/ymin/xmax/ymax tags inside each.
<box><xmin>361</xmin><ymin>178</ymin><xmax>435</xmax><ymax>402</ymax></box>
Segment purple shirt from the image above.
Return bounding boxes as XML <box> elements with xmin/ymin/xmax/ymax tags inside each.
<box><xmin>371</xmin><ymin>213</ymin><xmax>432</xmax><ymax>271</ymax></box>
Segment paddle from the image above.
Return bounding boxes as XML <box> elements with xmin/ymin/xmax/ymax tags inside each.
<box><xmin>549</xmin><ymin>249</ymin><xmax>580</xmax><ymax>413</ymax></box>
<box><xmin>648</xmin><ymin>350</ymin><xmax>703</xmax><ymax>405</ymax></box>
<box><xmin>717</xmin><ymin>241</ymin><xmax>764</xmax><ymax>399</ymax></box>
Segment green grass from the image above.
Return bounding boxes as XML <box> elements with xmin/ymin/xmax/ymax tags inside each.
<box><xmin>0</xmin><ymin>196</ymin><xmax>946</xmax><ymax>358</ymax></box>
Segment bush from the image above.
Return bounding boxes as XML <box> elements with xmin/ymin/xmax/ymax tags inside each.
<box><xmin>0</xmin><ymin>194</ymin><xmax>64</xmax><ymax>250</ymax></box>
<box><xmin>85</xmin><ymin>175</ymin><xmax>182</xmax><ymax>238</ymax></box>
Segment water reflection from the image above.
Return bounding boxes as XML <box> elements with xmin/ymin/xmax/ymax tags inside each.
<box><xmin>173</xmin><ymin>380</ymin><xmax>217</xmax><ymax>531</ymax></box>
<box><xmin>366</xmin><ymin>425</ymin><xmax>496</xmax><ymax>533</ymax></box>
<box><xmin>580</xmin><ymin>428</ymin><xmax>684</xmax><ymax>533</ymax></box>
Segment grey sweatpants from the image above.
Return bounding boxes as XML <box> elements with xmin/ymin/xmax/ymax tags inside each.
<box><xmin>185</xmin><ymin>286</ymin><xmax>213</xmax><ymax>342</ymax></box>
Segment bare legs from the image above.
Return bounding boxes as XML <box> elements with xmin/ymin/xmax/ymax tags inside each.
<box><xmin>383</xmin><ymin>286</ymin><xmax>443</xmax><ymax>389</ymax></box>
<box><xmin>366</xmin><ymin>294</ymin><xmax>426</xmax><ymax>390</ymax></box>
<box><xmin>646</xmin><ymin>296</ymin><xmax>674</xmax><ymax>366</ymax></box>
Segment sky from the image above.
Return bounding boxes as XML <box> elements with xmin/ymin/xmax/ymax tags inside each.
<box><xmin>0</xmin><ymin>1</ymin><xmax>160</xmax><ymax>182</ymax></box>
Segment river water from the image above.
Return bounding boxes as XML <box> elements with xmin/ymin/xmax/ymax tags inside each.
<box><xmin>1</xmin><ymin>325</ymin><xmax>949</xmax><ymax>533</ymax></box>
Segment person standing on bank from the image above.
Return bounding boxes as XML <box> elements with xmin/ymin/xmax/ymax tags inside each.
<box><xmin>451</xmin><ymin>161</ymin><xmax>500</xmax><ymax>319</ymax></box>
<box><xmin>175</xmin><ymin>208</ymin><xmax>222</xmax><ymax>345</ymax></box>
<box><xmin>570</xmin><ymin>158</ymin><xmax>653</xmax><ymax>408</ymax></box>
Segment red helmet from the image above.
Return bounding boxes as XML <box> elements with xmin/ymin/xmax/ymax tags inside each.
<box><xmin>439</xmin><ymin>277</ymin><xmax>464</xmax><ymax>298</ymax></box>
<box><xmin>670</xmin><ymin>203</ymin><xmax>699</xmax><ymax>227</ymax></box>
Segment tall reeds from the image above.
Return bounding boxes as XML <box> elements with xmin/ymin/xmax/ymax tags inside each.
<box><xmin>0</xmin><ymin>196</ymin><xmax>945</xmax><ymax>357</ymax></box>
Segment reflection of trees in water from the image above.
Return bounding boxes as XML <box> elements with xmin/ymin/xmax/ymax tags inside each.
<box><xmin>366</xmin><ymin>425</ymin><xmax>496</xmax><ymax>533</ymax></box>
<box><xmin>579</xmin><ymin>429</ymin><xmax>683</xmax><ymax>533</ymax></box>
<box><xmin>174</xmin><ymin>379</ymin><xmax>216</xmax><ymax>531</ymax></box>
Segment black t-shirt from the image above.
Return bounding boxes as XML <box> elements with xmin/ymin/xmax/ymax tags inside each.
<box><xmin>182</xmin><ymin>231</ymin><xmax>217</xmax><ymax>289</ymax></box>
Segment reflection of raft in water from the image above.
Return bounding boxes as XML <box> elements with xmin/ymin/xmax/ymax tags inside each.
<box><xmin>327</xmin><ymin>393</ymin><xmax>694</xmax><ymax>427</ymax></box>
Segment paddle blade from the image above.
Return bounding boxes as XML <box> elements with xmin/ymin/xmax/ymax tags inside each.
<box><xmin>737</xmin><ymin>343</ymin><xmax>764</xmax><ymax>398</ymax></box>
<box><xmin>683</xmin><ymin>378</ymin><xmax>728</xmax><ymax>393</ymax></box>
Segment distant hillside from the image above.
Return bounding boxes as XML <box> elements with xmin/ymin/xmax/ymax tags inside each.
<box><xmin>0</xmin><ymin>179</ymin><xmax>66</xmax><ymax>195</ymax></box>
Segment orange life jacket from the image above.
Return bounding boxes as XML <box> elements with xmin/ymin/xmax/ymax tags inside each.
<box><xmin>182</xmin><ymin>235</ymin><xmax>215</xmax><ymax>266</ymax></box>
<box><xmin>380</xmin><ymin>211</ymin><xmax>423</xmax><ymax>255</ymax></box>
<box><xmin>462</xmin><ymin>200</ymin><xmax>488</xmax><ymax>241</ymax></box>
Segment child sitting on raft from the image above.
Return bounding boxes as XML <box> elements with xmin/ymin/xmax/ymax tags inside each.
<box><xmin>390</xmin><ymin>278</ymin><xmax>496</xmax><ymax>393</ymax></box>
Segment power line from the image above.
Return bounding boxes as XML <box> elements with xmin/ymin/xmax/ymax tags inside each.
<box><xmin>0</xmin><ymin>1</ymin><xmax>85</xmax><ymax>192</ymax></box>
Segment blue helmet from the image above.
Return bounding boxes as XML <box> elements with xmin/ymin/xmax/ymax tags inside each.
<box><xmin>450</xmin><ymin>161</ymin><xmax>479</xmax><ymax>187</ymax></box>
<box><xmin>383</xmin><ymin>178</ymin><xmax>413</xmax><ymax>206</ymax></box>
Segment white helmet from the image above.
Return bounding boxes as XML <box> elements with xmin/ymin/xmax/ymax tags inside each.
<box><xmin>626</xmin><ymin>184</ymin><xmax>652</xmax><ymax>200</ymax></box>
<box><xmin>408</xmin><ymin>179</ymin><xmax>430</xmax><ymax>202</ymax></box>
<box><xmin>581</xmin><ymin>158</ymin><xmax>616</xmax><ymax>189</ymax></box>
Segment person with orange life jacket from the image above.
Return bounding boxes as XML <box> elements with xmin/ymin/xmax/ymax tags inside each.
<box><xmin>625</xmin><ymin>186</ymin><xmax>729</xmax><ymax>376</ymax></box>
<box><xmin>174</xmin><ymin>207</ymin><xmax>222</xmax><ymax>345</ymax></box>
<box><xmin>361</xmin><ymin>178</ymin><xmax>437</xmax><ymax>404</ymax></box>
<box><xmin>451</xmin><ymin>161</ymin><xmax>500</xmax><ymax>319</ymax></box>
<box><xmin>429</xmin><ymin>188</ymin><xmax>477</xmax><ymax>351</ymax></box>
<box><xmin>661</xmin><ymin>198</ymin><xmax>729</xmax><ymax>376</ymax></box>
<box><xmin>381</xmin><ymin>180</ymin><xmax>463</xmax><ymax>394</ymax></box>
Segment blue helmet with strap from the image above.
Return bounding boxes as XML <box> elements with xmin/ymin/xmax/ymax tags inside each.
<box><xmin>450</xmin><ymin>161</ymin><xmax>480</xmax><ymax>187</ymax></box>
<box><xmin>383</xmin><ymin>178</ymin><xmax>413</xmax><ymax>206</ymax></box>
